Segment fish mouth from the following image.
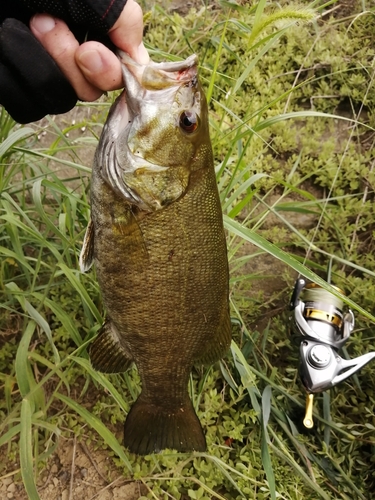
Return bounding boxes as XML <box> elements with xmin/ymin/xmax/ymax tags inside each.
<box><xmin>117</xmin><ymin>51</ymin><xmax>199</xmax><ymax>135</ymax></box>
<box><xmin>108</xmin><ymin>51</ymin><xmax>199</xmax><ymax>143</ymax></box>
<box><xmin>118</xmin><ymin>51</ymin><xmax>198</xmax><ymax>92</ymax></box>
<box><xmin>99</xmin><ymin>53</ymin><xmax>199</xmax><ymax>210</ymax></box>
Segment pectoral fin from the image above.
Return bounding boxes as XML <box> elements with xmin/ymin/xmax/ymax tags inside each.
<box><xmin>79</xmin><ymin>218</ymin><xmax>95</xmax><ymax>273</ymax></box>
<box><xmin>90</xmin><ymin>320</ymin><xmax>133</xmax><ymax>373</ymax></box>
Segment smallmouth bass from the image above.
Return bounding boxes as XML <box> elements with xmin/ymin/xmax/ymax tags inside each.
<box><xmin>80</xmin><ymin>52</ymin><xmax>231</xmax><ymax>455</ymax></box>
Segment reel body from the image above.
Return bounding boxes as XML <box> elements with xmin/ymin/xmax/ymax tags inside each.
<box><xmin>289</xmin><ymin>278</ymin><xmax>375</xmax><ymax>427</ymax></box>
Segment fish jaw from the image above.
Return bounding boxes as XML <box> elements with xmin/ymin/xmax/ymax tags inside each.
<box><xmin>117</xmin><ymin>51</ymin><xmax>199</xmax><ymax>94</ymax></box>
<box><xmin>96</xmin><ymin>52</ymin><xmax>209</xmax><ymax>212</ymax></box>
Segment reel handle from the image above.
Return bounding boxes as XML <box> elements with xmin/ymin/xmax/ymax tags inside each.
<box><xmin>303</xmin><ymin>394</ymin><xmax>314</xmax><ymax>429</ymax></box>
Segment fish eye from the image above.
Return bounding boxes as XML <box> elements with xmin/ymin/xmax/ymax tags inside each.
<box><xmin>179</xmin><ymin>111</ymin><xmax>199</xmax><ymax>133</ymax></box>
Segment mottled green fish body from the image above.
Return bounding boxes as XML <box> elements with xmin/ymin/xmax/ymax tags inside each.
<box><xmin>80</xmin><ymin>53</ymin><xmax>231</xmax><ymax>455</ymax></box>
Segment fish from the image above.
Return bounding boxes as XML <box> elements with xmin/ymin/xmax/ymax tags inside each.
<box><xmin>79</xmin><ymin>51</ymin><xmax>232</xmax><ymax>455</ymax></box>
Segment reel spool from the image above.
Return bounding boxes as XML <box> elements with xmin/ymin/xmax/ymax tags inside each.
<box><xmin>290</xmin><ymin>278</ymin><xmax>375</xmax><ymax>428</ymax></box>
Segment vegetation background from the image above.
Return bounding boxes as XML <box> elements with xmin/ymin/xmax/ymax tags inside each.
<box><xmin>1</xmin><ymin>0</ymin><xmax>375</xmax><ymax>498</ymax></box>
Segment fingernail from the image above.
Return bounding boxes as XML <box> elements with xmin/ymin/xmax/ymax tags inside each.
<box><xmin>137</xmin><ymin>43</ymin><xmax>150</xmax><ymax>65</ymax></box>
<box><xmin>31</xmin><ymin>14</ymin><xmax>56</xmax><ymax>34</ymax></box>
<box><xmin>77</xmin><ymin>50</ymin><xmax>104</xmax><ymax>73</ymax></box>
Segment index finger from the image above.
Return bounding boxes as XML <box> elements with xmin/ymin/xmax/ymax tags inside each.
<box><xmin>108</xmin><ymin>0</ymin><xmax>149</xmax><ymax>64</ymax></box>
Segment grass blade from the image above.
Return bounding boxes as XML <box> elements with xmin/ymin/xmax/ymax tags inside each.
<box><xmin>58</xmin><ymin>262</ymin><xmax>102</xmax><ymax>323</ymax></box>
<box><xmin>7</xmin><ymin>282</ymin><xmax>60</xmax><ymax>364</ymax></box>
<box><xmin>206</xmin><ymin>19</ymin><xmax>228</xmax><ymax>104</ymax></box>
<box><xmin>0</xmin><ymin>127</ymin><xmax>34</xmax><ymax>158</ymax></box>
<box><xmin>71</xmin><ymin>356</ymin><xmax>130</xmax><ymax>413</ymax></box>
<box><xmin>20</xmin><ymin>399</ymin><xmax>40</xmax><ymax>500</ymax></box>
<box><xmin>32</xmin><ymin>292</ymin><xmax>83</xmax><ymax>347</ymax></box>
<box><xmin>224</xmin><ymin>216</ymin><xmax>375</xmax><ymax>323</ymax></box>
<box><xmin>14</xmin><ymin>319</ymin><xmax>36</xmax><ymax>398</ymax></box>
<box><xmin>261</xmin><ymin>386</ymin><xmax>276</xmax><ymax>500</ymax></box>
<box><xmin>323</xmin><ymin>392</ymin><xmax>331</xmax><ymax>448</ymax></box>
<box><xmin>232</xmin><ymin>28</ymin><xmax>288</xmax><ymax>95</ymax></box>
<box><xmin>0</xmin><ymin>424</ymin><xmax>21</xmax><ymax>448</ymax></box>
<box><xmin>56</xmin><ymin>393</ymin><xmax>133</xmax><ymax>473</ymax></box>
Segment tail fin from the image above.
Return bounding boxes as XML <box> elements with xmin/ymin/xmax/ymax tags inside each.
<box><xmin>123</xmin><ymin>397</ymin><xmax>206</xmax><ymax>455</ymax></box>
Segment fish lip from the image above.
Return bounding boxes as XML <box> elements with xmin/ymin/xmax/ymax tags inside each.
<box><xmin>117</xmin><ymin>50</ymin><xmax>198</xmax><ymax>75</ymax></box>
<box><xmin>117</xmin><ymin>50</ymin><xmax>199</xmax><ymax>92</ymax></box>
<box><xmin>109</xmin><ymin>51</ymin><xmax>199</xmax><ymax>149</ymax></box>
<box><xmin>112</xmin><ymin>51</ymin><xmax>199</xmax><ymax>140</ymax></box>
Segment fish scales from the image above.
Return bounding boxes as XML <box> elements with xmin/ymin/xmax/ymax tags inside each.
<box><xmin>80</xmin><ymin>52</ymin><xmax>231</xmax><ymax>455</ymax></box>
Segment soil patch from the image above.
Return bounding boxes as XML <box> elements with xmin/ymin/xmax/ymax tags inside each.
<box><xmin>1</xmin><ymin>439</ymin><xmax>146</xmax><ymax>500</ymax></box>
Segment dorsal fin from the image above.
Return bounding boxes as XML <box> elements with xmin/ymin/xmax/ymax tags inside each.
<box><xmin>79</xmin><ymin>218</ymin><xmax>95</xmax><ymax>273</ymax></box>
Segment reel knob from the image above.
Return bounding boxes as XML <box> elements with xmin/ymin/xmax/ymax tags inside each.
<box><xmin>308</xmin><ymin>344</ymin><xmax>331</xmax><ymax>368</ymax></box>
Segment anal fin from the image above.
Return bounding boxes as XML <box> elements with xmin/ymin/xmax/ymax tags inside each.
<box><xmin>89</xmin><ymin>320</ymin><xmax>133</xmax><ymax>373</ymax></box>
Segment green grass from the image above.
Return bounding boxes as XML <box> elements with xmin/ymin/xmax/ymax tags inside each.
<box><xmin>2</xmin><ymin>0</ymin><xmax>375</xmax><ymax>498</ymax></box>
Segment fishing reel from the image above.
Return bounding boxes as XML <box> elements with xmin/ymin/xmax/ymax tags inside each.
<box><xmin>289</xmin><ymin>278</ymin><xmax>375</xmax><ymax>428</ymax></box>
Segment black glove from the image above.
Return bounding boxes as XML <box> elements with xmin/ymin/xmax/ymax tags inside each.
<box><xmin>0</xmin><ymin>18</ymin><xmax>78</xmax><ymax>123</ymax></box>
<box><xmin>0</xmin><ymin>0</ymin><xmax>127</xmax><ymax>123</ymax></box>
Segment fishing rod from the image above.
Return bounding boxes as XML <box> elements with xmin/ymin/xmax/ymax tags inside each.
<box><xmin>289</xmin><ymin>277</ymin><xmax>375</xmax><ymax>428</ymax></box>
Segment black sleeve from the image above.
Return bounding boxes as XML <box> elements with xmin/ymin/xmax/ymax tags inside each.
<box><xmin>0</xmin><ymin>0</ymin><xmax>128</xmax><ymax>123</ymax></box>
<box><xmin>0</xmin><ymin>0</ymin><xmax>128</xmax><ymax>32</ymax></box>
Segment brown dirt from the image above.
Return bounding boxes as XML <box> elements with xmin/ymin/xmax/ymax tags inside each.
<box><xmin>32</xmin><ymin>104</ymin><xmax>99</xmax><ymax>186</ymax></box>
<box><xmin>0</xmin><ymin>439</ymin><xmax>146</xmax><ymax>500</ymax></box>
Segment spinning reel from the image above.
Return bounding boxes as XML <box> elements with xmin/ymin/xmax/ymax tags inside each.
<box><xmin>289</xmin><ymin>278</ymin><xmax>375</xmax><ymax>428</ymax></box>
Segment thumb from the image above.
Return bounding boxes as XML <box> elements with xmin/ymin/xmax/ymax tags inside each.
<box><xmin>108</xmin><ymin>0</ymin><xmax>149</xmax><ymax>64</ymax></box>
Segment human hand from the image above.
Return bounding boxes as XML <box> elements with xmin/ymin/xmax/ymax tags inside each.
<box><xmin>30</xmin><ymin>0</ymin><xmax>149</xmax><ymax>102</ymax></box>
<box><xmin>0</xmin><ymin>0</ymin><xmax>148</xmax><ymax>123</ymax></box>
